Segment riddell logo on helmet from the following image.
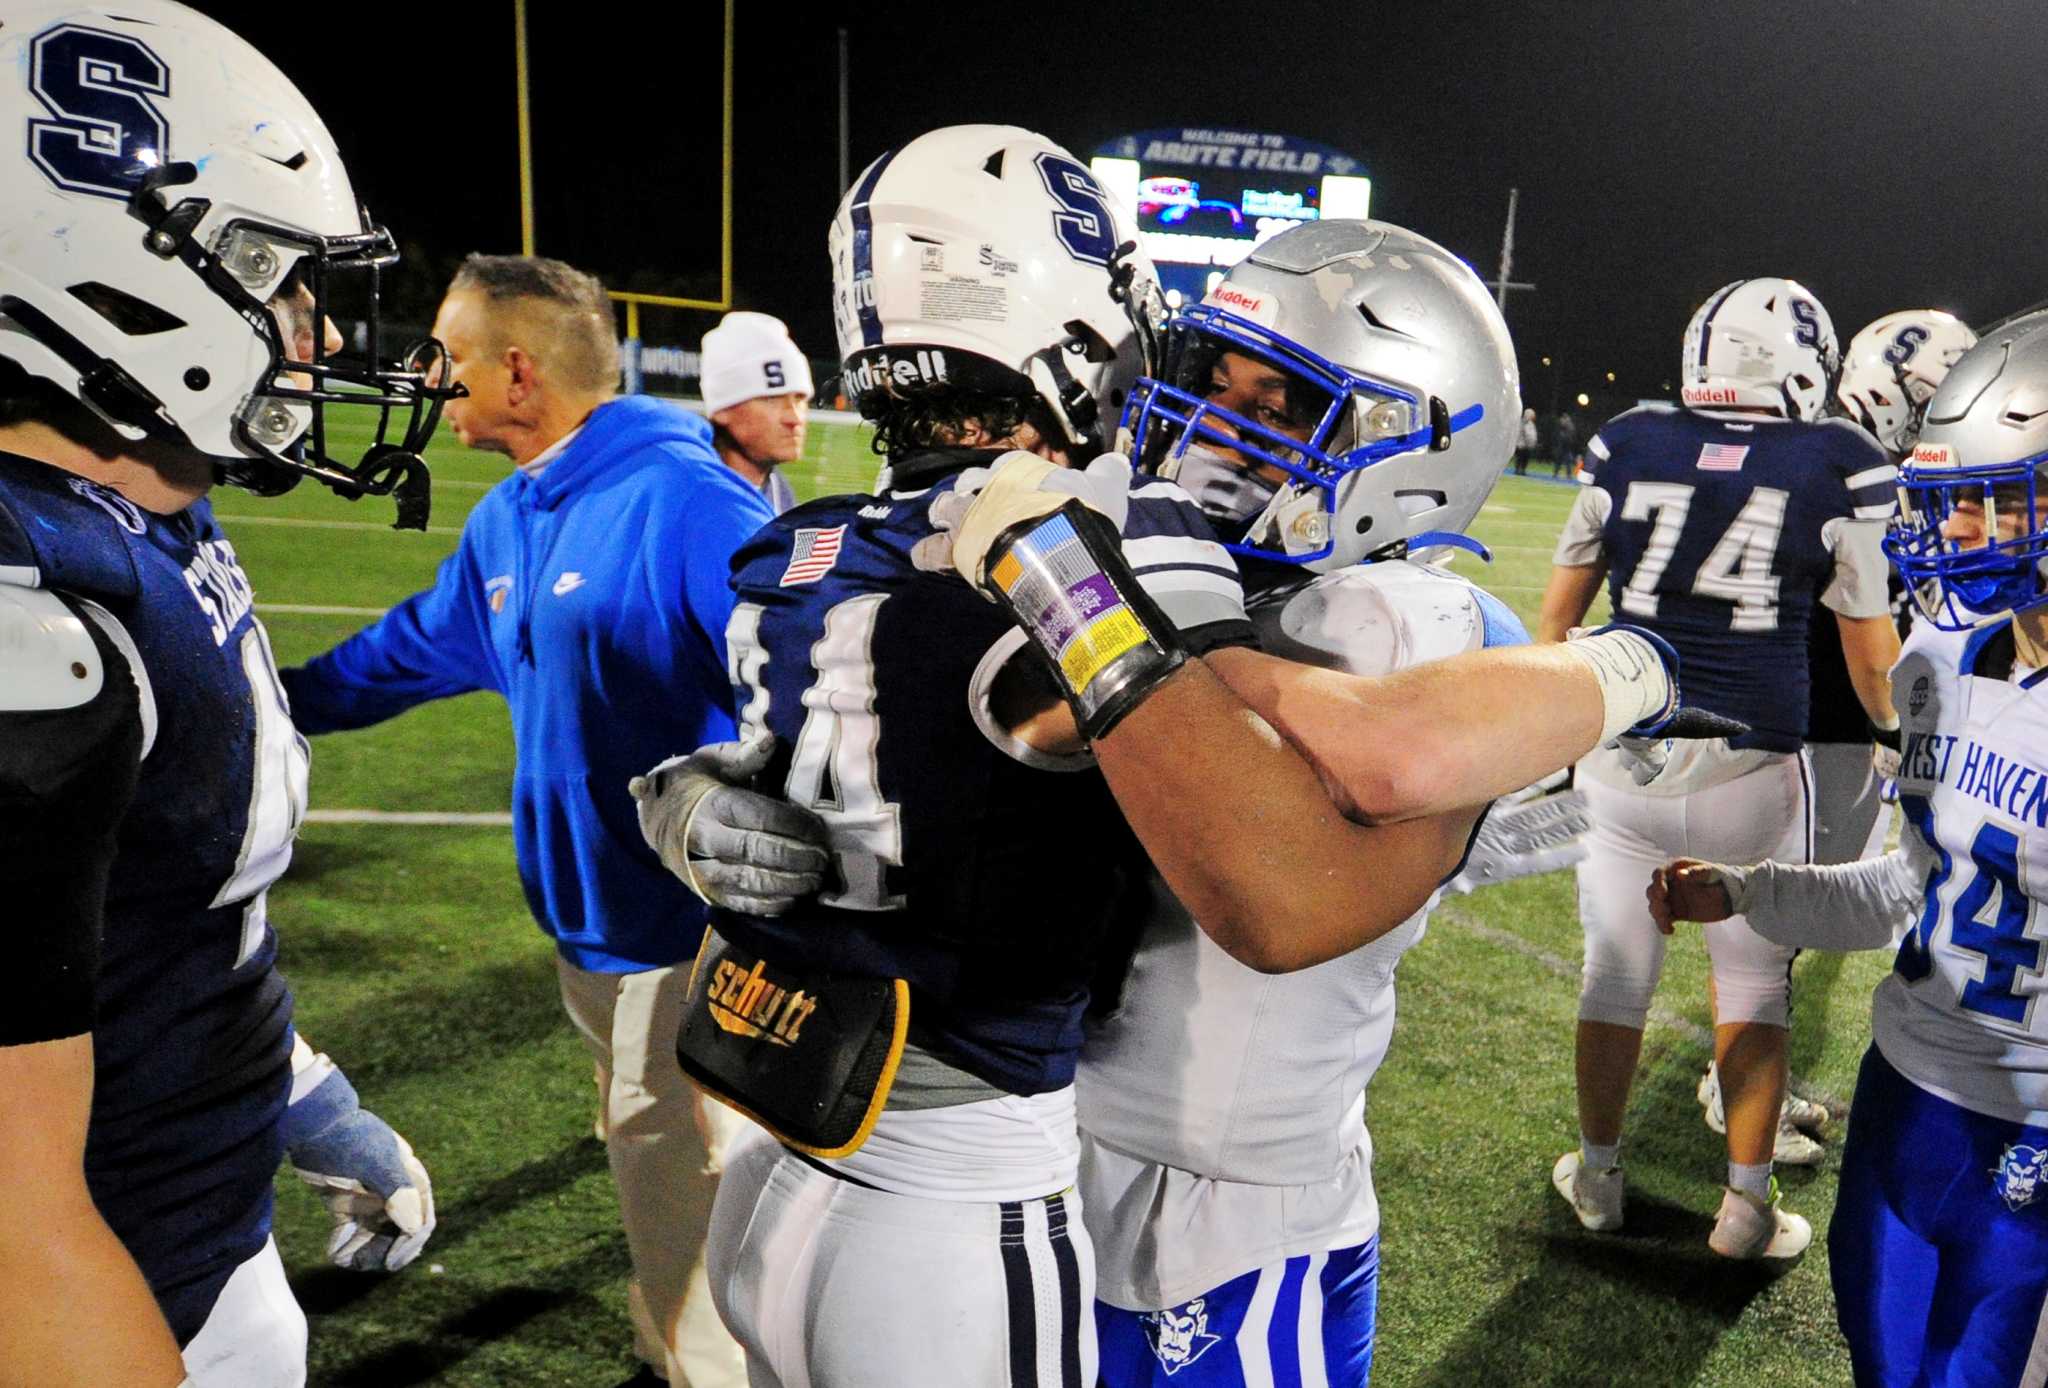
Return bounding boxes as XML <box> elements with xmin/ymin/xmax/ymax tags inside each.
<box><xmin>842</xmin><ymin>349</ymin><xmax>950</xmax><ymax>394</ymax></box>
<box><xmin>1910</xmin><ymin>442</ymin><xmax>1958</xmax><ymax>468</ymax></box>
<box><xmin>1682</xmin><ymin>384</ymin><xmax>1741</xmax><ymax>406</ymax></box>
<box><xmin>1205</xmin><ymin>285</ymin><xmax>1272</xmax><ymax>321</ymax></box>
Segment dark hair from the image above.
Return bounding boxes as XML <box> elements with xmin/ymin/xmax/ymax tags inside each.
<box><xmin>448</xmin><ymin>253</ymin><xmax>620</xmax><ymax>392</ymax></box>
<box><xmin>855</xmin><ymin>379</ymin><xmax>1058</xmax><ymax>462</ymax></box>
<box><xmin>0</xmin><ymin>355</ymin><xmax>76</xmax><ymax>429</ymax></box>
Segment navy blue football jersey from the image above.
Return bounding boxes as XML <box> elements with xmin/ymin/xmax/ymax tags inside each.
<box><xmin>1579</xmin><ymin>405</ymin><xmax>1895</xmax><ymax>750</ymax></box>
<box><xmin>711</xmin><ymin>452</ymin><xmax>1249</xmax><ymax>1097</ymax></box>
<box><xmin>0</xmin><ymin>454</ymin><xmax>296</xmax><ymax>1342</ymax></box>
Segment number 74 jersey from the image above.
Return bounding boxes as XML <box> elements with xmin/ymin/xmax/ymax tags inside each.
<box><xmin>1560</xmin><ymin>402</ymin><xmax>1896</xmax><ymax>750</ymax></box>
<box><xmin>1885</xmin><ymin>619</ymin><xmax>2048</xmax><ymax>1128</ymax></box>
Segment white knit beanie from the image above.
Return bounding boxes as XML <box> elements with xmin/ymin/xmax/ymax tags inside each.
<box><xmin>700</xmin><ymin>311</ymin><xmax>814</xmax><ymax>414</ymax></box>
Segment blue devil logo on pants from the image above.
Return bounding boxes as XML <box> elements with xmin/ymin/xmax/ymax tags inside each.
<box><xmin>1992</xmin><ymin>1143</ymin><xmax>2047</xmax><ymax>1212</ymax></box>
<box><xmin>1143</xmin><ymin>1297</ymin><xmax>1224</xmax><ymax>1375</ymax></box>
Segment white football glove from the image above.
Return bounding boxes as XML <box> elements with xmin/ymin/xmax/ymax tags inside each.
<box><xmin>911</xmin><ymin>450</ymin><xmax>1135</xmax><ymax>586</ymax></box>
<box><xmin>1609</xmin><ymin>733</ymin><xmax>1675</xmax><ymax>787</ymax></box>
<box><xmin>1448</xmin><ymin>771</ymin><xmax>1591</xmax><ymax>892</ymax></box>
<box><xmin>282</xmin><ymin>1045</ymin><xmax>436</xmax><ymax>1273</ymax></box>
<box><xmin>631</xmin><ymin>733</ymin><xmax>830</xmax><ymax>916</ymax></box>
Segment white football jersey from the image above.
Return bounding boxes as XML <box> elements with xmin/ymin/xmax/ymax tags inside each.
<box><xmin>1879</xmin><ymin>619</ymin><xmax>2048</xmax><ymax>1127</ymax></box>
<box><xmin>1078</xmin><ymin>559</ymin><xmax>1513</xmax><ymax>1310</ymax></box>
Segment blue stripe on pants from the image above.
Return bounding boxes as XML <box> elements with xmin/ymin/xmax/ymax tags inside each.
<box><xmin>1095</xmin><ymin>1237</ymin><xmax>1380</xmax><ymax>1387</ymax></box>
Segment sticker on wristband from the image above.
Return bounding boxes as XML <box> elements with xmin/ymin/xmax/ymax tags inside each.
<box><xmin>988</xmin><ymin>512</ymin><xmax>1150</xmax><ymax>694</ymax></box>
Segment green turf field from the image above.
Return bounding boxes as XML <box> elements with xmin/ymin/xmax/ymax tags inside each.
<box><xmin>221</xmin><ymin>410</ymin><xmax>1889</xmax><ymax>1386</ymax></box>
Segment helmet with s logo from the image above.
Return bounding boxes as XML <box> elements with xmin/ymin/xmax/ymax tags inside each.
<box><xmin>828</xmin><ymin>124</ymin><xmax>1160</xmax><ymax>459</ymax></box>
<box><xmin>1680</xmin><ymin>278</ymin><xmax>1838</xmax><ymax>422</ymax></box>
<box><xmin>1835</xmin><ymin>309</ymin><xmax>1977</xmax><ymax>455</ymax></box>
<box><xmin>0</xmin><ymin>0</ymin><xmax>458</xmax><ymax>525</ymax></box>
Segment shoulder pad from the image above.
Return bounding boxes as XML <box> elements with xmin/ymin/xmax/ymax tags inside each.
<box><xmin>1815</xmin><ymin>416</ymin><xmax>1894</xmax><ymax>465</ymax></box>
<box><xmin>1598</xmin><ymin>403</ymin><xmax>1677</xmax><ymax>439</ymax></box>
<box><xmin>1249</xmin><ymin>560</ymin><xmax>1486</xmax><ymax>676</ymax></box>
<box><xmin>0</xmin><ymin>583</ymin><xmax>102</xmax><ymax>711</ymax></box>
<box><xmin>0</xmin><ymin>463</ymin><xmax>143</xmax><ymax>602</ymax></box>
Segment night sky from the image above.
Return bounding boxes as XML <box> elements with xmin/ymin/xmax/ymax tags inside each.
<box><xmin>200</xmin><ymin>0</ymin><xmax>2048</xmax><ymax>423</ymax></box>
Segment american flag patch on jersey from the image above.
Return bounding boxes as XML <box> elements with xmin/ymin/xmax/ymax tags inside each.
<box><xmin>1696</xmin><ymin>442</ymin><xmax>1750</xmax><ymax>471</ymax></box>
<box><xmin>779</xmin><ymin>525</ymin><xmax>846</xmax><ymax>586</ymax></box>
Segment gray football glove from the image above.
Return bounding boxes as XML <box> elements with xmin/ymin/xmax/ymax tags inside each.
<box><xmin>631</xmin><ymin>734</ymin><xmax>830</xmax><ymax>916</ymax></box>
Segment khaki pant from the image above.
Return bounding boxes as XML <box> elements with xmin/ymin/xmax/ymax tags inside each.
<box><xmin>557</xmin><ymin>957</ymin><xmax>747</xmax><ymax>1387</ymax></box>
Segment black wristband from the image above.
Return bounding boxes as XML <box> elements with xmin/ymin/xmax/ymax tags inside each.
<box><xmin>978</xmin><ymin>500</ymin><xmax>1188</xmax><ymax>741</ymax></box>
<box><xmin>1870</xmin><ymin>720</ymin><xmax>1903</xmax><ymax>752</ymax></box>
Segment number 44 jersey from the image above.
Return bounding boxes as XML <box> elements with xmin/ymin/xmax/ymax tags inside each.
<box><xmin>1557</xmin><ymin>403</ymin><xmax>1896</xmax><ymax>751</ymax></box>
<box><xmin>710</xmin><ymin>451</ymin><xmax>1249</xmax><ymax>1100</ymax></box>
<box><xmin>1885</xmin><ymin>619</ymin><xmax>2048</xmax><ymax>1128</ymax></box>
<box><xmin>0</xmin><ymin>454</ymin><xmax>299</xmax><ymax>1338</ymax></box>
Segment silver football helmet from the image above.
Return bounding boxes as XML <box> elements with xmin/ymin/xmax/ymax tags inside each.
<box><xmin>1122</xmin><ymin>219</ymin><xmax>1520</xmax><ymax>571</ymax></box>
<box><xmin>1887</xmin><ymin>309</ymin><xmax>2048</xmax><ymax>628</ymax></box>
<box><xmin>1836</xmin><ymin>309</ymin><xmax>1977</xmax><ymax>455</ymax></box>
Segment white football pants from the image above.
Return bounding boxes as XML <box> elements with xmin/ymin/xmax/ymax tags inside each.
<box><xmin>1576</xmin><ymin>745</ymin><xmax>1813</xmax><ymax>1029</ymax></box>
<box><xmin>707</xmin><ymin>1125</ymin><xmax>1095</xmax><ymax>1388</ymax></box>
<box><xmin>180</xmin><ymin>1237</ymin><xmax>305</xmax><ymax>1388</ymax></box>
<box><xmin>1807</xmin><ymin>740</ymin><xmax>1890</xmax><ymax>867</ymax></box>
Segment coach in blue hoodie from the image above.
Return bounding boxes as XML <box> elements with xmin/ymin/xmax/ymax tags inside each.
<box><xmin>282</xmin><ymin>256</ymin><xmax>766</xmax><ymax>1388</ymax></box>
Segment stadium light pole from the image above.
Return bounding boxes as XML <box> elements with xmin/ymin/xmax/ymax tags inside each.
<box><xmin>837</xmin><ymin>27</ymin><xmax>850</xmax><ymax>196</ymax></box>
<box><xmin>1487</xmin><ymin>186</ymin><xmax>1534</xmax><ymax>320</ymax></box>
<box><xmin>514</xmin><ymin>0</ymin><xmax>534</xmax><ymax>256</ymax></box>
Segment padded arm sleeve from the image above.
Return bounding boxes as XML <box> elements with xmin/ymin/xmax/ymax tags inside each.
<box><xmin>0</xmin><ymin>593</ymin><xmax>143</xmax><ymax>1046</ymax></box>
<box><xmin>1728</xmin><ymin>824</ymin><xmax>1931</xmax><ymax>952</ymax></box>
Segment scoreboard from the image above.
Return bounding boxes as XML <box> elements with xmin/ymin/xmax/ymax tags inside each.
<box><xmin>1090</xmin><ymin>128</ymin><xmax>1371</xmax><ymax>305</ymax></box>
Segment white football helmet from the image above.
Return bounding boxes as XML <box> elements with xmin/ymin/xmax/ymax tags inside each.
<box><xmin>828</xmin><ymin>124</ymin><xmax>1161</xmax><ymax>456</ymax></box>
<box><xmin>1123</xmin><ymin>219</ymin><xmax>1520</xmax><ymax>572</ymax></box>
<box><xmin>1680</xmin><ymin>278</ymin><xmax>1838</xmax><ymax>421</ymax></box>
<box><xmin>1835</xmin><ymin>310</ymin><xmax>1977</xmax><ymax>455</ymax></box>
<box><xmin>0</xmin><ymin>0</ymin><xmax>457</xmax><ymax>524</ymax></box>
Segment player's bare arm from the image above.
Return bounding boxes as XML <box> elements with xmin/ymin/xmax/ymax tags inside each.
<box><xmin>0</xmin><ymin>1035</ymin><xmax>189</xmax><ymax>1388</ymax></box>
<box><xmin>0</xmin><ymin>590</ymin><xmax>183</xmax><ymax>1388</ymax></box>
<box><xmin>1198</xmin><ymin>640</ymin><xmax>1607</xmax><ymax>822</ymax></box>
<box><xmin>949</xmin><ymin>456</ymin><xmax>1682</xmax><ymax>970</ymax></box>
<box><xmin>1093</xmin><ymin>657</ymin><xmax>1485</xmax><ymax>971</ymax></box>
<box><xmin>1833</xmin><ymin>611</ymin><xmax>1900</xmax><ymax>725</ymax></box>
<box><xmin>1536</xmin><ymin>560</ymin><xmax>1608</xmax><ymax>644</ymax></box>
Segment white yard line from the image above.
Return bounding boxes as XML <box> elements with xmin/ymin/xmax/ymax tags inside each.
<box><xmin>257</xmin><ymin>603</ymin><xmax>389</xmax><ymax>617</ymax></box>
<box><xmin>306</xmin><ymin>809</ymin><xmax>512</xmax><ymax>826</ymax></box>
<box><xmin>216</xmin><ymin>514</ymin><xmax>462</xmax><ymax>536</ymax></box>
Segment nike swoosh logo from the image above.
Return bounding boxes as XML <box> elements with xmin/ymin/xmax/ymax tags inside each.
<box><xmin>552</xmin><ymin>572</ymin><xmax>586</xmax><ymax>596</ymax></box>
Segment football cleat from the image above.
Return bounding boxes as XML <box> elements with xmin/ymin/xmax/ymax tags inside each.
<box><xmin>1697</xmin><ymin>1064</ymin><xmax>1828</xmax><ymax>1165</ymax></box>
<box><xmin>1707</xmin><ymin>1179</ymin><xmax>1812</xmax><ymax>1260</ymax></box>
<box><xmin>1782</xmin><ymin>1089</ymin><xmax>1830</xmax><ymax>1134</ymax></box>
<box><xmin>1552</xmin><ymin>1150</ymin><xmax>1624</xmax><ymax>1232</ymax></box>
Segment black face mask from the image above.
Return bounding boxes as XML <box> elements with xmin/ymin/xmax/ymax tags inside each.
<box><xmin>0</xmin><ymin>159</ymin><xmax>464</xmax><ymax>529</ymax></box>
